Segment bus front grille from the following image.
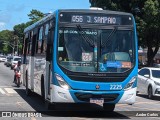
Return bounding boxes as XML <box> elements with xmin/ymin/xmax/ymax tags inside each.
<box><xmin>74</xmin><ymin>93</ymin><xmax>119</xmax><ymax>102</ymax></box>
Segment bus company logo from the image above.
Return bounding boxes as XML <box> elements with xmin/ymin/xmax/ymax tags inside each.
<box><xmin>95</xmin><ymin>84</ymin><xmax>100</xmax><ymax>90</ymax></box>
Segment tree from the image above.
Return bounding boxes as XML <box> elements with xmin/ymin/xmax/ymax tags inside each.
<box><xmin>0</xmin><ymin>30</ymin><xmax>14</xmax><ymax>54</ymax></box>
<box><xmin>28</xmin><ymin>9</ymin><xmax>44</xmax><ymax>23</ymax></box>
<box><xmin>89</xmin><ymin>0</ymin><xmax>160</xmax><ymax>66</ymax></box>
<box><xmin>142</xmin><ymin>0</ymin><xmax>160</xmax><ymax>66</ymax></box>
<box><xmin>14</xmin><ymin>23</ymin><xmax>26</xmax><ymax>40</ymax></box>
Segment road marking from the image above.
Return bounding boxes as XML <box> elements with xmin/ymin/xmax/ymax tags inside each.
<box><xmin>4</xmin><ymin>88</ymin><xmax>17</xmax><ymax>94</ymax></box>
<box><xmin>0</xmin><ymin>88</ymin><xmax>5</xmax><ymax>94</ymax></box>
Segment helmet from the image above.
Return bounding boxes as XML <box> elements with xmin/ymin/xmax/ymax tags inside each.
<box><xmin>18</xmin><ymin>61</ymin><xmax>21</xmax><ymax>66</ymax></box>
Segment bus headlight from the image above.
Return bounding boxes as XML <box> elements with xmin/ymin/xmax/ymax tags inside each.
<box><xmin>124</xmin><ymin>77</ymin><xmax>137</xmax><ymax>91</ymax></box>
<box><xmin>55</xmin><ymin>73</ymin><xmax>71</xmax><ymax>90</ymax></box>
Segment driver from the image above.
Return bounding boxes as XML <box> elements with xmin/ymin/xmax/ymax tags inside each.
<box><xmin>13</xmin><ymin>61</ymin><xmax>21</xmax><ymax>83</ymax></box>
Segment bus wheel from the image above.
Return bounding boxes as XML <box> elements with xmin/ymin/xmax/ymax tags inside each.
<box><xmin>26</xmin><ymin>71</ymin><xmax>32</xmax><ymax>96</ymax></box>
<box><xmin>103</xmin><ymin>104</ymin><xmax>115</xmax><ymax>111</ymax></box>
<box><xmin>41</xmin><ymin>75</ymin><xmax>45</xmax><ymax>102</ymax></box>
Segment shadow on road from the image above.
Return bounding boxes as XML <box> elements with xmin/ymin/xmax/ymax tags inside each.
<box><xmin>14</xmin><ymin>89</ymin><xmax>130</xmax><ymax>119</ymax></box>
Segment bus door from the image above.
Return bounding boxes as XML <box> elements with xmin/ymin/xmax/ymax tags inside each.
<box><xmin>45</xmin><ymin>24</ymin><xmax>54</xmax><ymax>99</ymax></box>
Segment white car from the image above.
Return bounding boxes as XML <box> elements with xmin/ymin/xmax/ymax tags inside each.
<box><xmin>137</xmin><ymin>67</ymin><xmax>160</xmax><ymax>99</ymax></box>
<box><xmin>11</xmin><ymin>56</ymin><xmax>21</xmax><ymax>69</ymax></box>
<box><xmin>0</xmin><ymin>56</ymin><xmax>7</xmax><ymax>62</ymax></box>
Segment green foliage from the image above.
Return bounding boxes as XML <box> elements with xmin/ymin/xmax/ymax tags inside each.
<box><xmin>14</xmin><ymin>9</ymin><xmax>44</xmax><ymax>40</ymax></box>
<box><xmin>0</xmin><ymin>30</ymin><xmax>14</xmax><ymax>42</ymax></box>
<box><xmin>0</xmin><ymin>30</ymin><xmax>14</xmax><ymax>53</ymax></box>
<box><xmin>3</xmin><ymin>44</ymin><xmax>9</xmax><ymax>54</ymax></box>
<box><xmin>28</xmin><ymin>9</ymin><xmax>44</xmax><ymax>22</ymax></box>
<box><xmin>13</xmin><ymin>23</ymin><xmax>26</xmax><ymax>39</ymax></box>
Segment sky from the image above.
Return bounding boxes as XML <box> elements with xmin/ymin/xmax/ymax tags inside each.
<box><xmin>0</xmin><ymin>0</ymin><xmax>90</xmax><ymax>31</ymax></box>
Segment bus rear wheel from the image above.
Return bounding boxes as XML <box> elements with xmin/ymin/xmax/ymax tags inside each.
<box><xmin>103</xmin><ymin>104</ymin><xmax>115</xmax><ymax>111</ymax></box>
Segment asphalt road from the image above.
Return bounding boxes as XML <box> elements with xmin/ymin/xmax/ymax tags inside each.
<box><xmin>0</xmin><ymin>62</ymin><xmax>160</xmax><ymax>120</ymax></box>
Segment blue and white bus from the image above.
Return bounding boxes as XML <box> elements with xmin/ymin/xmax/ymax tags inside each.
<box><xmin>22</xmin><ymin>9</ymin><xmax>138</xmax><ymax>111</ymax></box>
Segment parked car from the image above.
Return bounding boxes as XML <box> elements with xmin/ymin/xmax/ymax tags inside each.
<box><xmin>153</xmin><ymin>63</ymin><xmax>160</xmax><ymax>68</ymax></box>
<box><xmin>4</xmin><ymin>56</ymin><xmax>9</xmax><ymax>65</ymax></box>
<box><xmin>137</xmin><ymin>67</ymin><xmax>160</xmax><ymax>99</ymax></box>
<box><xmin>0</xmin><ymin>56</ymin><xmax>7</xmax><ymax>62</ymax></box>
<box><xmin>5</xmin><ymin>56</ymin><xmax>13</xmax><ymax>67</ymax></box>
<box><xmin>11</xmin><ymin>56</ymin><xmax>21</xmax><ymax>69</ymax></box>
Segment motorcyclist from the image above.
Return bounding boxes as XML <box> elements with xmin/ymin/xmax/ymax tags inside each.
<box><xmin>13</xmin><ymin>61</ymin><xmax>21</xmax><ymax>83</ymax></box>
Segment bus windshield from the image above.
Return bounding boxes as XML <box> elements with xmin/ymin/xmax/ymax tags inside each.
<box><xmin>58</xmin><ymin>27</ymin><xmax>135</xmax><ymax>73</ymax></box>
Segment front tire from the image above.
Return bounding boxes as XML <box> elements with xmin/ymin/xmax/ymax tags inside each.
<box><xmin>17</xmin><ymin>78</ymin><xmax>20</xmax><ymax>87</ymax></box>
<box><xmin>148</xmin><ymin>86</ymin><xmax>153</xmax><ymax>99</ymax></box>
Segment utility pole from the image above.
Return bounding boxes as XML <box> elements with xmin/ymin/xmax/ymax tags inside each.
<box><xmin>14</xmin><ymin>36</ymin><xmax>19</xmax><ymax>56</ymax></box>
<box><xmin>16</xmin><ymin>39</ymin><xmax>18</xmax><ymax>55</ymax></box>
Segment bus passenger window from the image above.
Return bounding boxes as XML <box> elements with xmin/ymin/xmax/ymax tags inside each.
<box><xmin>37</xmin><ymin>26</ymin><xmax>43</xmax><ymax>53</ymax></box>
<box><xmin>42</xmin><ymin>24</ymin><xmax>49</xmax><ymax>53</ymax></box>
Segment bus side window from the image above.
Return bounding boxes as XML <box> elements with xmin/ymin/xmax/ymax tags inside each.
<box><xmin>31</xmin><ymin>28</ymin><xmax>38</xmax><ymax>56</ymax></box>
<box><xmin>46</xmin><ymin>20</ymin><xmax>54</xmax><ymax>61</ymax></box>
<box><xmin>27</xmin><ymin>31</ymin><xmax>32</xmax><ymax>55</ymax></box>
<box><xmin>42</xmin><ymin>24</ymin><xmax>49</xmax><ymax>54</ymax></box>
<box><xmin>37</xmin><ymin>26</ymin><xmax>43</xmax><ymax>54</ymax></box>
<box><xmin>23</xmin><ymin>33</ymin><xmax>29</xmax><ymax>64</ymax></box>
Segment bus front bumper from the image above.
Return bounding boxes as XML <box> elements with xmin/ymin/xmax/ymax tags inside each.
<box><xmin>50</xmin><ymin>85</ymin><xmax>136</xmax><ymax>105</ymax></box>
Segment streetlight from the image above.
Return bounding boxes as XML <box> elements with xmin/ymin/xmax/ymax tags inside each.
<box><xmin>3</xmin><ymin>42</ymin><xmax>15</xmax><ymax>56</ymax></box>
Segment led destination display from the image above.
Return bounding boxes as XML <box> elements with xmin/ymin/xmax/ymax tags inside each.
<box><xmin>59</xmin><ymin>12</ymin><xmax>133</xmax><ymax>25</ymax></box>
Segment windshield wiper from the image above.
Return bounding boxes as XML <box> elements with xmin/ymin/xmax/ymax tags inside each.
<box><xmin>76</xmin><ymin>25</ymin><xmax>94</xmax><ymax>47</ymax></box>
<box><xmin>101</xmin><ymin>27</ymin><xmax>117</xmax><ymax>48</ymax></box>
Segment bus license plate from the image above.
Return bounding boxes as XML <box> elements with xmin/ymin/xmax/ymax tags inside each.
<box><xmin>90</xmin><ymin>98</ymin><xmax>104</xmax><ymax>106</ymax></box>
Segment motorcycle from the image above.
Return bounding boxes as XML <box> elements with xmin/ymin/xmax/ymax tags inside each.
<box><xmin>15</xmin><ymin>70</ymin><xmax>21</xmax><ymax>87</ymax></box>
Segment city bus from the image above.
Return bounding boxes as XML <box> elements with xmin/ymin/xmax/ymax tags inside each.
<box><xmin>22</xmin><ymin>9</ymin><xmax>138</xmax><ymax>111</ymax></box>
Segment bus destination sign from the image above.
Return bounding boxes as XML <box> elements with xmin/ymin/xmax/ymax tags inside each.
<box><xmin>59</xmin><ymin>12</ymin><xmax>133</xmax><ymax>25</ymax></box>
<box><xmin>71</xmin><ymin>15</ymin><xmax>121</xmax><ymax>24</ymax></box>
<box><xmin>59</xmin><ymin>12</ymin><xmax>125</xmax><ymax>25</ymax></box>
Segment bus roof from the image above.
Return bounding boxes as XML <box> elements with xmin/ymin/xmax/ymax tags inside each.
<box><xmin>24</xmin><ymin>13</ymin><xmax>55</xmax><ymax>33</ymax></box>
<box><xmin>58</xmin><ymin>9</ymin><xmax>133</xmax><ymax>16</ymax></box>
<box><xmin>24</xmin><ymin>9</ymin><xmax>133</xmax><ymax>33</ymax></box>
